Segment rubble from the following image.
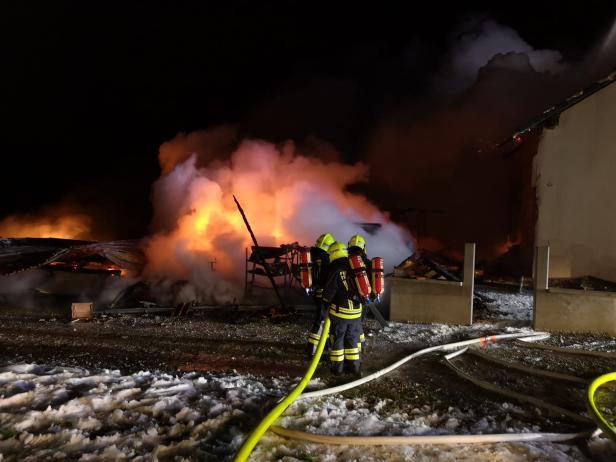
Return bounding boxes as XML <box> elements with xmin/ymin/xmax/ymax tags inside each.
<box><xmin>0</xmin><ymin>237</ymin><xmax>145</xmax><ymax>275</ymax></box>
<box><xmin>549</xmin><ymin>275</ymin><xmax>616</xmax><ymax>293</ymax></box>
<box><xmin>393</xmin><ymin>249</ymin><xmax>461</xmax><ymax>281</ymax></box>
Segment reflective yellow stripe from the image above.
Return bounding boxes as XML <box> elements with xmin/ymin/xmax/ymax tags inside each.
<box><xmin>344</xmin><ymin>348</ymin><xmax>359</xmax><ymax>354</ymax></box>
<box><xmin>329</xmin><ymin>310</ymin><xmax>361</xmax><ymax>319</ymax></box>
<box><xmin>329</xmin><ymin>308</ymin><xmax>361</xmax><ymax>319</ymax></box>
<box><xmin>338</xmin><ymin>307</ymin><xmax>361</xmax><ymax>314</ymax></box>
<box><xmin>357</xmin><ymin>342</ymin><xmax>362</xmax><ymax>351</ymax></box>
<box><xmin>330</xmin><ymin>349</ymin><xmax>344</xmax><ymax>362</ymax></box>
<box><xmin>309</xmin><ymin>333</ymin><xmax>321</xmax><ymax>340</ymax></box>
<box><xmin>360</xmin><ymin>333</ymin><xmax>365</xmax><ymax>341</ymax></box>
<box><xmin>308</xmin><ymin>337</ymin><xmax>319</xmax><ymax>345</ymax></box>
<box><xmin>345</xmin><ymin>354</ymin><xmax>360</xmax><ymax>360</ymax></box>
<box><xmin>329</xmin><ymin>304</ymin><xmax>362</xmax><ymax>314</ymax></box>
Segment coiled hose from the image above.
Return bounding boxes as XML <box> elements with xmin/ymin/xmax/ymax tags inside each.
<box><xmin>586</xmin><ymin>372</ymin><xmax>616</xmax><ymax>442</ymax></box>
<box><xmin>233</xmin><ymin>316</ymin><xmax>331</xmax><ymax>462</ymax></box>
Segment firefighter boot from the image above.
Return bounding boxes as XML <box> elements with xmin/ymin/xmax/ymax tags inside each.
<box><xmin>330</xmin><ymin>361</ymin><xmax>344</xmax><ymax>376</ymax></box>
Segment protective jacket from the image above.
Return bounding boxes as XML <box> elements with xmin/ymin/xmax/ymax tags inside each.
<box><xmin>322</xmin><ymin>258</ymin><xmax>362</xmax><ymax>318</ymax></box>
<box><xmin>321</xmin><ymin>257</ymin><xmax>363</xmax><ymax>374</ymax></box>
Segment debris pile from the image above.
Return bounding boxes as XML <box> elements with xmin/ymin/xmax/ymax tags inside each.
<box><xmin>549</xmin><ymin>275</ymin><xmax>616</xmax><ymax>293</ymax></box>
<box><xmin>0</xmin><ymin>237</ymin><xmax>145</xmax><ymax>275</ymax></box>
<box><xmin>394</xmin><ymin>249</ymin><xmax>461</xmax><ymax>281</ymax></box>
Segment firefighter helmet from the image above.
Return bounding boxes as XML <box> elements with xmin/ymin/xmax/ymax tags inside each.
<box><xmin>348</xmin><ymin>234</ymin><xmax>366</xmax><ymax>250</ymax></box>
<box><xmin>328</xmin><ymin>241</ymin><xmax>348</xmax><ymax>262</ymax></box>
<box><xmin>315</xmin><ymin>233</ymin><xmax>335</xmax><ymax>251</ymax></box>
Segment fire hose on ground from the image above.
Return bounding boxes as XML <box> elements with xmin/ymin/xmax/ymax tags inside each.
<box><xmin>234</xmin><ymin>330</ymin><xmax>612</xmax><ymax>460</ymax></box>
<box><xmin>232</xmin><ymin>316</ymin><xmax>331</xmax><ymax>462</ymax></box>
<box><xmin>586</xmin><ymin>372</ymin><xmax>616</xmax><ymax>442</ymax></box>
<box><xmin>269</xmin><ymin>425</ymin><xmax>591</xmax><ymax>445</ymax></box>
<box><xmin>298</xmin><ymin>331</ymin><xmax>550</xmax><ymax>401</ymax></box>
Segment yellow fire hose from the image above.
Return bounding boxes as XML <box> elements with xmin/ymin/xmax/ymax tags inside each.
<box><xmin>233</xmin><ymin>315</ymin><xmax>331</xmax><ymax>462</ymax></box>
<box><xmin>586</xmin><ymin>372</ymin><xmax>616</xmax><ymax>442</ymax></box>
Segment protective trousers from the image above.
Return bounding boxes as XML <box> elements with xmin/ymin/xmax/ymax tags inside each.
<box><xmin>329</xmin><ymin>315</ymin><xmax>362</xmax><ymax>375</ymax></box>
<box><xmin>307</xmin><ymin>294</ymin><xmax>326</xmax><ymax>355</ymax></box>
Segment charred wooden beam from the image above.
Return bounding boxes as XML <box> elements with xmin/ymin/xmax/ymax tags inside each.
<box><xmin>233</xmin><ymin>195</ymin><xmax>288</xmax><ymax>313</ymax></box>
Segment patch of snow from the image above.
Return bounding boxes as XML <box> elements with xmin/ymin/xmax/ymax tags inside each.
<box><xmin>0</xmin><ymin>363</ymin><xmax>291</xmax><ymax>461</ymax></box>
<box><xmin>476</xmin><ymin>286</ymin><xmax>533</xmax><ymax>321</ymax></box>
<box><xmin>2</xmin><ymin>359</ymin><xmax>615</xmax><ymax>461</ymax></box>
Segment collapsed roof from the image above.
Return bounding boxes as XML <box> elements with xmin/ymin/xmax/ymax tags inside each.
<box><xmin>0</xmin><ymin>238</ymin><xmax>146</xmax><ymax>275</ymax></box>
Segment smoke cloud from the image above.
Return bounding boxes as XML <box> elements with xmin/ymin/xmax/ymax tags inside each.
<box><xmin>363</xmin><ymin>17</ymin><xmax>600</xmax><ymax>266</ymax></box>
<box><xmin>435</xmin><ymin>18</ymin><xmax>566</xmax><ymax>95</ymax></box>
<box><xmin>144</xmin><ymin>135</ymin><xmax>413</xmax><ymax>303</ymax></box>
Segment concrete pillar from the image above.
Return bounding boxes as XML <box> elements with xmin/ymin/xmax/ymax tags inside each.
<box><xmin>534</xmin><ymin>245</ymin><xmax>550</xmax><ymax>327</ymax></box>
<box><xmin>463</xmin><ymin>242</ymin><xmax>476</xmax><ymax>323</ymax></box>
<box><xmin>462</xmin><ymin>242</ymin><xmax>476</xmax><ymax>296</ymax></box>
<box><xmin>535</xmin><ymin>246</ymin><xmax>550</xmax><ymax>291</ymax></box>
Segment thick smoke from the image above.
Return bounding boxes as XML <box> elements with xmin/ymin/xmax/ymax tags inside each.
<box><xmin>144</xmin><ymin>135</ymin><xmax>413</xmax><ymax>303</ymax></box>
<box><xmin>434</xmin><ymin>18</ymin><xmax>565</xmax><ymax>95</ymax></box>
<box><xmin>364</xmin><ymin>16</ymin><xmax>615</xmax><ymax>268</ymax></box>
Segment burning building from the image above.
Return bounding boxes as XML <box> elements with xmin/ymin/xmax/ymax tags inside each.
<box><xmin>0</xmin><ymin>238</ymin><xmax>144</xmax><ymax>315</ymax></box>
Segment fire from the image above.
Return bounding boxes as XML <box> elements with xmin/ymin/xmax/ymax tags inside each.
<box><xmin>0</xmin><ymin>211</ymin><xmax>92</xmax><ymax>240</ymax></box>
<box><xmin>496</xmin><ymin>236</ymin><xmax>521</xmax><ymax>256</ymax></box>
<box><xmin>144</xmin><ymin>137</ymin><xmax>413</xmax><ymax>301</ymax></box>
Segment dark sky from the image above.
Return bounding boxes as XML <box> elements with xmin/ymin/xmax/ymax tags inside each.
<box><xmin>2</xmin><ymin>1</ymin><xmax>615</xmax><ymax>238</ymax></box>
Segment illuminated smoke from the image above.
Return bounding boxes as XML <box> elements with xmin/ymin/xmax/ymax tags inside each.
<box><xmin>0</xmin><ymin>207</ymin><xmax>92</xmax><ymax>240</ymax></box>
<box><xmin>435</xmin><ymin>18</ymin><xmax>565</xmax><ymax>95</ymax></box>
<box><xmin>144</xmin><ymin>136</ymin><xmax>413</xmax><ymax>303</ymax></box>
<box><xmin>601</xmin><ymin>14</ymin><xmax>616</xmax><ymax>54</ymax></box>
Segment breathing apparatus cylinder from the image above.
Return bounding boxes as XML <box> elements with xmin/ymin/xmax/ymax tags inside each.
<box><xmin>371</xmin><ymin>257</ymin><xmax>384</xmax><ymax>302</ymax></box>
<box><xmin>299</xmin><ymin>247</ymin><xmax>312</xmax><ymax>292</ymax></box>
<box><xmin>349</xmin><ymin>254</ymin><xmax>372</xmax><ymax>300</ymax></box>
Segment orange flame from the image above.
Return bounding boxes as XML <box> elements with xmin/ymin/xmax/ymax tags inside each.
<box><xmin>0</xmin><ymin>211</ymin><xmax>92</xmax><ymax>240</ymax></box>
<box><xmin>144</xmin><ymin>138</ymin><xmax>412</xmax><ymax>295</ymax></box>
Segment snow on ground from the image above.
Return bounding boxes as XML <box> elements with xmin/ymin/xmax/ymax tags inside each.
<box><xmin>475</xmin><ymin>286</ymin><xmax>534</xmax><ymax>322</ymax></box>
<box><xmin>0</xmin><ymin>363</ymin><xmax>291</xmax><ymax>461</ymax></box>
<box><xmin>2</xmin><ymin>362</ymin><xmax>615</xmax><ymax>461</ymax></box>
<box><xmin>3</xmin><ymin>286</ymin><xmax>616</xmax><ymax>461</ymax></box>
<box><xmin>254</xmin><ymin>394</ymin><xmax>610</xmax><ymax>461</ymax></box>
<box><xmin>377</xmin><ymin>320</ymin><xmax>535</xmax><ymax>346</ymax></box>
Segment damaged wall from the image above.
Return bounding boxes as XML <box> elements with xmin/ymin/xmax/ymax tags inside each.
<box><xmin>534</xmin><ymin>80</ymin><xmax>616</xmax><ymax>280</ymax></box>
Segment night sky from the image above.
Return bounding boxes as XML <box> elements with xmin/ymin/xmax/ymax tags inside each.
<box><xmin>2</xmin><ymin>1</ymin><xmax>616</xmax><ymax>239</ymax></box>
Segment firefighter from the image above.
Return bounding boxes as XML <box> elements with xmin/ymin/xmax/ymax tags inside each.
<box><xmin>348</xmin><ymin>234</ymin><xmax>371</xmax><ymax>266</ymax></box>
<box><xmin>348</xmin><ymin>234</ymin><xmax>370</xmax><ymax>351</ymax></box>
<box><xmin>322</xmin><ymin>241</ymin><xmax>363</xmax><ymax>376</ymax></box>
<box><xmin>306</xmin><ymin>233</ymin><xmax>335</xmax><ymax>356</ymax></box>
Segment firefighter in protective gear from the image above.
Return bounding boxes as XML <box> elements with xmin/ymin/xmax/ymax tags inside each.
<box><xmin>306</xmin><ymin>233</ymin><xmax>335</xmax><ymax>356</ymax></box>
<box><xmin>322</xmin><ymin>241</ymin><xmax>363</xmax><ymax>376</ymax></box>
<box><xmin>348</xmin><ymin>234</ymin><xmax>371</xmax><ymax>351</ymax></box>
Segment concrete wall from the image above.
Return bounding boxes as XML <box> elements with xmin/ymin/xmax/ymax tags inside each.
<box><xmin>534</xmin><ymin>81</ymin><xmax>616</xmax><ymax>280</ymax></box>
<box><xmin>389</xmin><ymin>243</ymin><xmax>475</xmax><ymax>324</ymax></box>
<box><xmin>534</xmin><ymin>246</ymin><xmax>616</xmax><ymax>335</ymax></box>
